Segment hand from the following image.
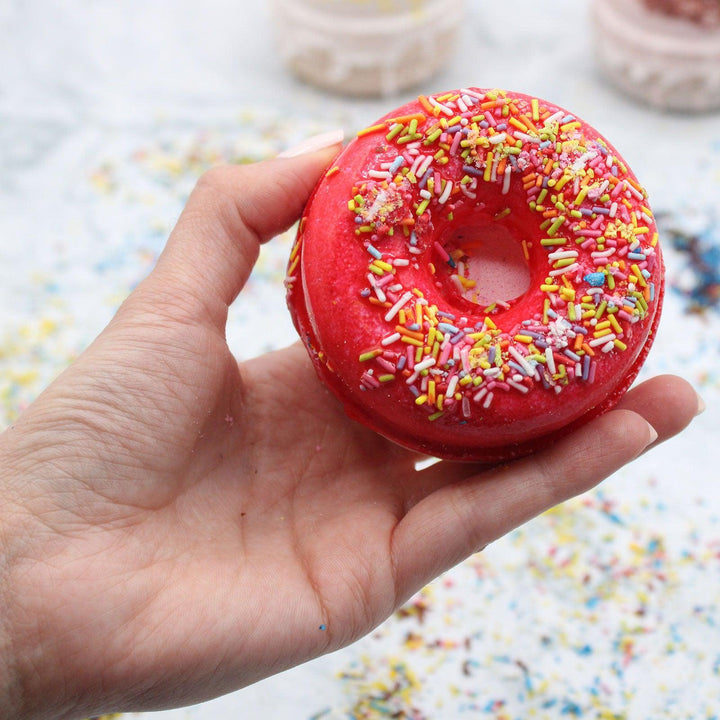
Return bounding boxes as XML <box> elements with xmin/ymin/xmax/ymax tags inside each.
<box><xmin>0</xmin><ymin>140</ymin><xmax>702</xmax><ymax>720</ymax></box>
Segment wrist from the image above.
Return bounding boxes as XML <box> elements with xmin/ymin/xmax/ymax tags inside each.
<box><xmin>0</xmin><ymin>482</ymin><xmax>23</xmax><ymax>718</ymax></box>
<box><xmin>0</xmin><ymin>444</ymin><xmax>54</xmax><ymax>720</ymax></box>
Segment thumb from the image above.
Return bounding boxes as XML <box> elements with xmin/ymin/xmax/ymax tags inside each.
<box><xmin>134</xmin><ymin>131</ymin><xmax>343</xmax><ymax>328</ymax></box>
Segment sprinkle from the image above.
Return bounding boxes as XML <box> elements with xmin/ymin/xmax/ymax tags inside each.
<box><xmin>584</xmin><ymin>272</ymin><xmax>606</xmax><ymax>287</ymax></box>
<box><xmin>384</xmin><ymin>292</ymin><xmax>413</xmax><ymax>322</ymax></box>
<box><xmin>359</xmin><ymin>349</ymin><xmax>382</xmax><ymax>362</ymax></box>
<box><xmin>357</xmin><ymin>123</ymin><xmax>386</xmax><ymax>137</ymax></box>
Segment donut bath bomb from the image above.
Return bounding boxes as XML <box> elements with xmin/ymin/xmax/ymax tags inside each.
<box><xmin>286</xmin><ymin>88</ymin><xmax>664</xmax><ymax>462</ymax></box>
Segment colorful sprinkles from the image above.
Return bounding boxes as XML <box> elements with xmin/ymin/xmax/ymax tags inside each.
<box><xmin>324</xmin><ymin>484</ymin><xmax>720</xmax><ymax>719</ymax></box>
<box><xmin>290</xmin><ymin>89</ymin><xmax>660</xmax><ymax>423</ymax></box>
<box><xmin>660</xmin><ymin>209</ymin><xmax>720</xmax><ymax>314</ymax></box>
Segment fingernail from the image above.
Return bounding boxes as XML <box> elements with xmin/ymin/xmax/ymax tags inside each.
<box><xmin>278</xmin><ymin>129</ymin><xmax>344</xmax><ymax>158</ymax></box>
<box><xmin>695</xmin><ymin>391</ymin><xmax>706</xmax><ymax>416</ymax></box>
<box><xmin>646</xmin><ymin>422</ymin><xmax>659</xmax><ymax>447</ymax></box>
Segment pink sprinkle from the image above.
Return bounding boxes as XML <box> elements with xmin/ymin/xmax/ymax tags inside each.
<box><xmin>450</xmin><ymin>131</ymin><xmax>463</xmax><ymax>155</ymax></box>
<box><xmin>361</xmin><ymin>372</ymin><xmax>380</xmax><ymax>388</ymax></box>
<box><xmin>434</xmin><ymin>241</ymin><xmax>451</xmax><ymax>262</ymax></box>
<box><xmin>406</xmin><ymin>345</ymin><xmax>415</xmax><ymax>370</ymax></box>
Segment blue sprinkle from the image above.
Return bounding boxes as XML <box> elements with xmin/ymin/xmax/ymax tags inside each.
<box><xmin>367</xmin><ymin>244</ymin><xmax>382</xmax><ymax>259</ymax></box>
<box><xmin>388</xmin><ymin>156</ymin><xmax>405</xmax><ymax>173</ymax></box>
<box><xmin>462</xmin><ymin>164</ymin><xmax>483</xmax><ymax>177</ymax></box>
<box><xmin>582</xmin><ymin>354</ymin><xmax>591</xmax><ymax>381</ymax></box>
<box><xmin>584</xmin><ymin>272</ymin><xmax>606</xmax><ymax>287</ymax></box>
<box><xmin>318</xmin><ymin>624</ymin><xmax>327</xmax><ymax>631</ymax></box>
<box><xmin>418</xmin><ymin>168</ymin><xmax>433</xmax><ymax>189</ymax></box>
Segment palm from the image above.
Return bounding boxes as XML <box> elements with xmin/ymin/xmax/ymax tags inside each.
<box><xmin>13</xmin><ymin>306</ymin><xmax>418</xmax><ymax>714</ymax></box>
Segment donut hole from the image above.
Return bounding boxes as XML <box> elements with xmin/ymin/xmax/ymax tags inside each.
<box><xmin>436</xmin><ymin>221</ymin><xmax>531</xmax><ymax>308</ymax></box>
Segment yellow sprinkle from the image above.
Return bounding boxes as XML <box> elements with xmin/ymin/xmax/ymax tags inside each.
<box><xmin>401</xmin><ymin>336</ymin><xmax>424</xmax><ymax>347</ymax></box>
<box><xmin>483</xmin><ymin>152</ymin><xmax>494</xmax><ymax>182</ymax></box>
<box><xmin>357</xmin><ymin>123</ymin><xmax>386</xmax><ymax>137</ymax></box>
<box><xmin>560</xmin><ymin>121</ymin><xmax>581</xmax><ymax>132</ymax></box>
<box><xmin>531</xmin><ymin>97</ymin><xmax>540</xmax><ymax>121</ymax></box>
<box><xmin>554</xmin><ymin>174</ymin><xmax>571</xmax><ymax>191</ymax></box>
<box><xmin>374</xmin><ymin>259</ymin><xmax>394</xmax><ymax>273</ymax></box>
<box><xmin>631</xmin><ymin>263</ymin><xmax>647</xmax><ymax>287</ymax></box>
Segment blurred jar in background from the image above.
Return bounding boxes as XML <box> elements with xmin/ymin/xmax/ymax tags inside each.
<box><xmin>269</xmin><ymin>0</ymin><xmax>465</xmax><ymax>97</ymax></box>
<box><xmin>591</xmin><ymin>0</ymin><xmax>720</xmax><ymax>112</ymax></box>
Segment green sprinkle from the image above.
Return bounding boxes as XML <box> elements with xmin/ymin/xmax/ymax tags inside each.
<box><xmin>547</xmin><ymin>215</ymin><xmax>566</xmax><ymax>237</ymax></box>
<box><xmin>359</xmin><ymin>350</ymin><xmax>382</xmax><ymax>362</ymax></box>
<box><xmin>385</xmin><ymin>123</ymin><xmax>403</xmax><ymax>141</ymax></box>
